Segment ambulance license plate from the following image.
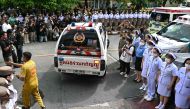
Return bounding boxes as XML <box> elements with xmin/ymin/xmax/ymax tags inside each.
<box><xmin>74</xmin><ymin>70</ymin><xmax>85</xmax><ymax>74</ymax></box>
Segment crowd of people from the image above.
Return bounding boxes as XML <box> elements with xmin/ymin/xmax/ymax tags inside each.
<box><xmin>118</xmin><ymin>29</ymin><xmax>190</xmax><ymax>109</ymax></box>
<box><xmin>0</xmin><ymin>8</ymin><xmax>151</xmax><ymax>66</ymax></box>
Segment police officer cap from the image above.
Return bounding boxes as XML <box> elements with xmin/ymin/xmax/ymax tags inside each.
<box><xmin>0</xmin><ymin>86</ymin><xmax>10</xmax><ymax>97</ymax></box>
<box><xmin>0</xmin><ymin>77</ymin><xmax>9</xmax><ymax>86</ymax></box>
<box><xmin>0</xmin><ymin>66</ymin><xmax>15</xmax><ymax>77</ymax></box>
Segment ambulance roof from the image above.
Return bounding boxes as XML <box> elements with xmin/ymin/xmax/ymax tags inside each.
<box><xmin>154</xmin><ymin>7</ymin><xmax>190</xmax><ymax>14</ymax></box>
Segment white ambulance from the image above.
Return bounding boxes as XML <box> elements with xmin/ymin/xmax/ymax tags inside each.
<box><xmin>54</xmin><ymin>22</ymin><xmax>108</xmax><ymax>78</ymax></box>
<box><xmin>148</xmin><ymin>7</ymin><xmax>190</xmax><ymax>33</ymax></box>
<box><xmin>152</xmin><ymin>15</ymin><xmax>190</xmax><ymax>53</ymax></box>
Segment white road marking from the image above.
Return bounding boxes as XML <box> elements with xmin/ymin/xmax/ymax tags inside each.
<box><xmin>34</xmin><ymin>54</ymin><xmax>55</xmax><ymax>57</ymax></box>
<box><xmin>89</xmin><ymin>102</ymin><xmax>110</xmax><ymax>107</ymax></box>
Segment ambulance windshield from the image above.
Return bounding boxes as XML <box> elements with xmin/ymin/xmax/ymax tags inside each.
<box><xmin>58</xmin><ymin>29</ymin><xmax>101</xmax><ymax>52</ymax></box>
<box><xmin>157</xmin><ymin>22</ymin><xmax>190</xmax><ymax>42</ymax></box>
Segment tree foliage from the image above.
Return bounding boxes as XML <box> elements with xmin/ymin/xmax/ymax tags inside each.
<box><xmin>0</xmin><ymin>0</ymin><xmax>80</xmax><ymax>11</ymax></box>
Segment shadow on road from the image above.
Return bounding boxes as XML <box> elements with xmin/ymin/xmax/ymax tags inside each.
<box><xmin>104</xmin><ymin>61</ymin><xmax>124</xmax><ymax>91</ymax></box>
<box><xmin>38</xmin><ymin>65</ymin><xmax>102</xmax><ymax>106</ymax></box>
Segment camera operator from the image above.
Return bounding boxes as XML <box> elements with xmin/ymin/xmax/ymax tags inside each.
<box><xmin>29</xmin><ymin>19</ymin><xmax>36</xmax><ymax>42</ymax></box>
<box><xmin>7</xmin><ymin>29</ymin><xmax>17</xmax><ymax>64</ymax></box>
<box><xmin>15</xmin><ymin>27</ymin><xmax>24</xmax><ymax>63</ymax></box>
<box><xmin>39</xmin><ymin>24</ymin><xmax>47</xmax><ymax>42</ymax></box>
<box><xmin>0</xmin><ymin>31</ymin><xmax>12</xmax><ymax>65</ymax></box>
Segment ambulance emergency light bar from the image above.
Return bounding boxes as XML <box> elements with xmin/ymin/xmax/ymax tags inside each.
<box><xmin>67</xmin><ymin>22</ymin><xmax>95</xmax><ymax>31</ymax></box>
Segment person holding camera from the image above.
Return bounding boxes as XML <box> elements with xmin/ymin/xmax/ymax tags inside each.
<box><xmin>7</xmin><ymin>29</ymin><xmax>17</xmax><ymax>64</ymax></box>
<box><xmin>15</xmin><ymin>27</ymin><xmax>24</xmax><ymax>63</ymax></box>
<box><xmin>0</xmin><ymin>31</ymin><xmax>13</xmax><ymax>65</ymax></box>
<box><xmin>120</xmin><ymin>38</ymin><xmax>135</xmax><ymax>78</ymax></box>
<box><xmin>39</xmin><ymin>24</ymin><xmax>47</xmax><ymax>42</ymax></box>
<box><xmin>29</xmin><ymin>19</ymin><xmax>36</xmax><ymax>42</ymax></box>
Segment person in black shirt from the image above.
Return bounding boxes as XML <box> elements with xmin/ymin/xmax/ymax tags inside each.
<box><xmin>7</xmin><ymin>29</ymin><xmax>17</xmax><ymax>63</ymax></box>
<box><xmin>15</xmin><ymin>27</ymin><xmax>24</xmax><ymax>63</ymax></box>
<box><xmin>0</xmin><ymin>31</ymin><xmax>12</xmax><ymax>65</ymax></box>
<box><xmin>39</xmin><ymin>24</ymin><xmax>47</xmax><ymax>42</ymax></box>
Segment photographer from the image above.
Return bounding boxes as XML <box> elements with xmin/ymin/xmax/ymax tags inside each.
<box><xmin>39</xmin><ymin>24</ymin><xmax>47</xmax><ymax>42</ymax></box>
<box><xmin>29</xmin><ymin>19</ymin><xmax>36</xmax><ymax>42</ymax></box>
<box><xmin>15</xmin><ymin>27</ymin><xmax>24</xmax><ymax>63</ymax></box>
<box><xmin>0</xmin><ymin>31</ymin><xmax>13</xmax><ymax>65</ymax></box>
<box><xmin>7</xmin><ymin>29</ymin><xmax>17</xmax><ymax>63</ymax></box>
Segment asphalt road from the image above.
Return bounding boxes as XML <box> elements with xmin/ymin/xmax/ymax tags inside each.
<box><xmin>0</xmin><ymin>35</ymin><xmax>149</xmax><ymax>109</ymax></box>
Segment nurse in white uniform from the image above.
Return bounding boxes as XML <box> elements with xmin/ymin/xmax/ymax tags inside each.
<box><xmin>156</xmin><ymin>53</ymin><xmax>178</xmax><ymax>109</ymax></box>
<box><xmin>140</xmin><ymin>40</ymin><xmax>155</xmax><ymax>91</ymax></box>
<box><xmin>144</xmin><ymin>47</ymin><xmax>162</xmax><ymax>101</ymax></box>
<box><xmin>175</xmin><ymin>58</ymin><xmax>190</xmax><ymax>109</ymax></box>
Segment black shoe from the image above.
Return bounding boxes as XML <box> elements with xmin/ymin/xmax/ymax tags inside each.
<box><xmin>41</xmin><ymin>107</ymin><xmax>46</xmax><ymax>109</ymax></box>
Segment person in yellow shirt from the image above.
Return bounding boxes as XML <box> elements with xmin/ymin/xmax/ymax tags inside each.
<box><xmin>8</xmin><ymin>51</ymin><xmax>45</xmax><ymax>109</ymax></box>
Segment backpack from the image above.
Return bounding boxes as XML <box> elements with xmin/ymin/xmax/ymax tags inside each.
<box><xmin>129</xmin><ymin>45</ymin><xmax>135</xmax><ymax>57</ymax></box>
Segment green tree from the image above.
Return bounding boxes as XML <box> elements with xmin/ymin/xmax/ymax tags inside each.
<box><xmin>0</xmin><ymin>0</ymin><xmax>80</xmax><ymax>11</ymax></box>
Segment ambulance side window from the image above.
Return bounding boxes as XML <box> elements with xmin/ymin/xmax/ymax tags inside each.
<box><xmin>173</xmin><ymin>14</ymin><xmax>185</xmax><ymax>21</ymax></box>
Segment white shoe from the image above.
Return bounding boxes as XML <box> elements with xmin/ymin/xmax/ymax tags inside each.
<box><xmin>159</xmin><ymin>104</ymin><xmax>165</xmax><ymax>109</ymax></box>
<box><xmin>120</xmin><ymin>72</ymin><xmax>124</xmax><ymax>75</ymax></box>
<box><xmin>144</xmin><ymin>95</ymin><xmax>149</xmax><ymax>100</ymax></box>
<box><xmin>146</xmin><ymin>96</ymin><xmax>153</xmax><ymax>101</ymax></box>
<box><xmin>124</xmin><ymin>74</ymin><xmax>129</xmax><ymax>78</ymax></box>
<box><xmin>143</xmin><ymin>85</ymin><xmax>147</xmax><ymax>91</ymax></box>
<box><xmin>139</xmin><ymin>84</ymin><xmax>145</xmax><ymax>90</ymax></box>
<box><xmin>155</xmin><ymin>103</ymin><xmax>162</xmax><ymax>109</ymax></box>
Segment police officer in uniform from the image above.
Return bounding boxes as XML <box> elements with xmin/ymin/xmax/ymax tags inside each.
<box><xmin>133</xmin><ymin>11</ymin><xmax>138</xmax><ymax>28</ymax></box>
<box><xmin>0</xmin><ymin>66</ymin><xmax>17</xmax><ymax>109</ymax></box>
<box><xmin>128</xmin><ymin>11</ymin><xmax>134</xmax><ymax>26</ymax></box>
<box><xmin>141</xmin><ymin>11</ymin><xmax>147</xmax><ymax>27</ymax></box>
<box><xmin>98</xmin><ymin>10</ymin><xmax>104</xmax><ymax>23</ymax></box>
<box><xmin>108</xmin><ymin>11</ymin><xmax>114</xmax><ymax>33</ymax></box>
<box><xmin>120</xmin><ymin>11</ymin><xmax>125</xmax><ymax>27</ymax></box>
<box><xmin>92</xmin><ymin>11</ymin><xmax>98</xmax><ymax>23</ymax></box>
<box><xmin>137</xmin><ymin>10</ymin><xmax>143</xmax><ymax>28</ymax></box>
<box><xmin>124</xmin><ymin>10</ymin><xmax>129</xmax><ymax>21</ymax></box>
<box><xmin>145</xmin><ymin>10</ymin><xmax>151</xmax><ymax>29</ymax></box>
<box><xmin>103</xmin><ymin>11</ymin><xmax>109</xmax><ymax>30</ymax></box>
<box><xmin>113</xmin><ymin>12</ymin><xmax>120</xmax><ymax>31</ymax></box>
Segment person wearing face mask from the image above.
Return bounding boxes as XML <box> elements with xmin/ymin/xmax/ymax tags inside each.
<box><xmin>131</xmin><ymin>30</ymin><xmax>140</xmax><ymax>70</ymax></box>
<box><xmin>0</xmin><ymin>66</ymin><xmax>18</xmax><ymax>109</ymax></box>
<box><xmin>134</xmin><ymin>39</ymin><xmax>146</xmax><ymax>82</ymax></box>
<box><xmin>144</xmin><ymin>47</ymin><xmax>162</xmax><ymax>101</ymax></box>
<box><xmin>140</xmin><ymin>40</ymin><xmax>155</xmax><ymax>91</ymax></box>
<box><xmin>120</xmin><ymin>38</ymin><xmax>135</xmax><ymax>78</ymax></box>
<box><xmin>175</xmin><ymin>58</ymin><xmax>190</xmax><ymax>109</ymax></box>
<box><xmin>155</xmin><ymin>53</ymin><xmax>177</xmax><ymax>109</ymax></box>
<box><xmin>145</xmin><ymin>34</ymin><xmax>152</xmax><ymax>45</ymax></box>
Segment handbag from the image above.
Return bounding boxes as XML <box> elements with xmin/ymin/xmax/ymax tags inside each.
<box><xmin>120</xmin><ymin>50</ymin><xmax>127</xmax><ymax>62</ymax></box>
